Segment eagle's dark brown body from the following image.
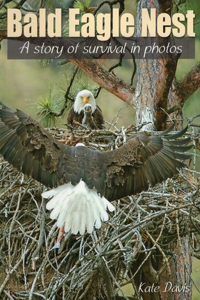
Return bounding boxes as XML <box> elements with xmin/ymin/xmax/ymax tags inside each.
<box><xmin>67</xmin><ymin>105</ymin><xmax>104</xmax><ymax>129</ymax></box>
<box><xmin>0</xmin><ymin>102</ymin><xmax>192</xmax><ymax>202</ymax></box>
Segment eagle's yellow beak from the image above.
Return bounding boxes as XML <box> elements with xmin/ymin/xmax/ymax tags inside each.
<box><xmin>82</xmin><ymin>96</ymin><xmax>89</xmax><ymax>104</ymax></box>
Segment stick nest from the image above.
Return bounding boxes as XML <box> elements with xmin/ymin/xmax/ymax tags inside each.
<box><xmin>0</xmin><ymin>126</ymin><xmax>200</xmax><ymax>300</ymax></box>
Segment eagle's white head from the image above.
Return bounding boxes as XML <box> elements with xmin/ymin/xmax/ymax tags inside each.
<box><xmin>74</xmin><ymin>90</ymin><xmax>96</xmax><ymax>114</ymax></box>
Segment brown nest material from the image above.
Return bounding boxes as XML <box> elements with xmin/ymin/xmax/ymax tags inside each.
<box><xmin>0</xmin><ymin>127</ymin><xmax>200</xmax><ymax>300</ymax></box>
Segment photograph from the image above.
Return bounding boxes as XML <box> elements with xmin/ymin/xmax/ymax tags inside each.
<box><xmin>0</xmin><ymin>1</ymin><xmax>200</xmax><ymax>299</ymax></box>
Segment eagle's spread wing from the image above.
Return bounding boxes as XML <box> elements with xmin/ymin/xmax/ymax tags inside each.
<box><xmin>0</xmin><ymin>102</ymin><xmax>192</xmax><ymax>202</ymax></box>
<box><xmin>103</xmin><ymin>130</ymin><xmax>192</xmax><ymax>200</ymax></box>
<box><xmin>0</xmin><ymin>102</ymin><xmax>85</xmax><ymax>188</ymax></box>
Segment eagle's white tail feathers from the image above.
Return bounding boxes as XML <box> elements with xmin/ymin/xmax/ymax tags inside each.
<box><xmin>42</xmin><ymin>180</ymin><xmax>115</xmax><ymax>235</ymax></box>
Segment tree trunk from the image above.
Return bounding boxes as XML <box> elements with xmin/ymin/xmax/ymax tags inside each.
<box><xmin>132</xmin><ymin>0</ymin><xmax>177</xmax><ymax>131</ymax></box>
<box><xmin>132</xmin><ymin>236</ymin><xmax>192</xmax><ymax>300</ymax></box>
<box><xmin>131</xmin><ymin>1</ymin><xmax>192</xmax><ymax>299</ymax></box>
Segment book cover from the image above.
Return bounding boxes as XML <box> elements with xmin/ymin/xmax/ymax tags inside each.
<box><xmin>0</xmin><ymin>1</ymin><xmax>200</xmax><ymax>299</ymax></box>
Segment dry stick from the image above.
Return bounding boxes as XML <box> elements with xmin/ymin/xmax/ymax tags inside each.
<box><xmin>48</xmin><ymin>260</ymin><xmax>82</xmax><ymax>299</ymax></box>
<box><xmin>23</xmin><ymin>227</ymin><xmax>37</xmax><ymax>290</ymax></box>
<box><xmin>74</xmin><ymin>287</ymin><xmax>82</xmax><ymax>300</ymax></box>
<box><xmin>0</xmin><ymin>174</ymin><xmax>21</xmax><ymax>197</ymax></box>
<box><xmin>8</xmin><ymin>187</ymin><xmax>22</xmax><ymax>267</ymax></box>
<box><xmin>3</xmin><ymin>290</ymin><xmax>14</xmax><ymax>300</ymax></box>
<box><xmin>48</xmin><ymin>234</ymin><xmax>105</xmax><ymax>298</ymax></box>
<box><xmin>91</xmin><ymin>231</ymin><xmax>116</xmax><ymax>300</ymax></box>
<box><xmin>0</xmin><ymin>169</ymin><xmax>16</xmax><ymax>183</ymax></box>
<box><xmin>31</xmin><ymin>199</ymin><xmax>46</xmax><ymax>268</ymax></box>
<box><xmin>146</xmin><ymin>231</ymin><xmax>171</xmax><ymax>276</ymax></box>
<box><xmin>126</xmin><ymin>247</ymin><xmax>153</xmax><ymax>286</ymax></box>
<box><xmin>109</xmin><ymin>105</ymin><xmax>129</xmax><ymax>130</ymax></box>
<box><xmin>102</xmin><ymin>257</ymin><xmax>130</xmax><ymax>300</ymax></box>
<box><xmin>62</xmin><ymin>284</ymin><xmax>65</xmax><ymax>300</ymax></box>
<box><xmin>29</xmin><ymin>254</ymin><xmax>49</xmax><ymax>300</ymax></box>
<box><xmin>0</xmin><ymin>250</ymin><xmax>24</xmax><ymax>295</ymax></box>
<box><xmin>124</xmin><ymin>199</ymin><xmax>194</xmax><ymax>286</ymax></box>
<box><xmin>46</xmin><ymin>241</ymin><xmax>83</xmax><ymax>297</ymax></box>
<box><xmin>100</xmin><ymin>259</ymin><xmax>116</xmax><ymax>300</ymax></box>
<box><xmin>169</xmin><ymin>205</ymin><xmax>200</xmax><ymax>227</ymax></box>
<box><xmin>131</xmin><ymin>200</ymin><xmax>200</xmax><ymax>231</ymax></box>
<box><xmin>78</xmin><ymin>276</ymin><xmax>94</xmax><ymax>300</ymax></box>
<box><xmin>129</xmin><ymin>228</ymin><xmax>160</xmax><ymax>283</ymax></box>
<box><xmin>147</xmin><ymin>210</ymin><xmax>171</xmax><ymax>276</ymax></box>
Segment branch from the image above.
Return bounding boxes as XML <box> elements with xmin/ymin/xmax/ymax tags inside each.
<box><xmin>173</xmin><ymin>62</ymin><xmax>200</xmax><ymax>104</ymax></box>
<box><xmin>167</xmin><ymin>62</ymin><xmax>200</xmax><ymax>116</ymax></box>
<box><xmin>69</xmin><ymin>59</ymin><xmax>134</xmax><ymax>104</ymax></box>
<box><xmin>48</xmin><ymin>67</ymin><xmax>78</xmax><ymax>117</ymax></box>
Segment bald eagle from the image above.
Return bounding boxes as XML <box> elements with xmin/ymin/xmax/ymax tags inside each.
<box><xmin>0</xmin><ymin>102</ymin><xmax>192</xmax><ymax>235</ymax></box>
<box><xmin>67</xmin><ymin>89</ymin><xmax>104</xmax><ymax>129</ymax></box>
